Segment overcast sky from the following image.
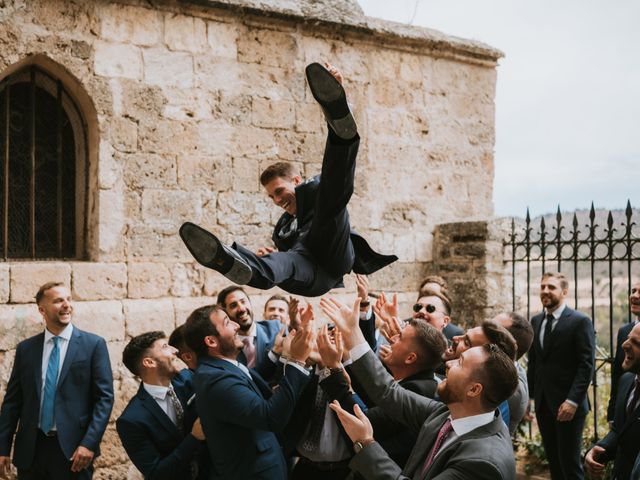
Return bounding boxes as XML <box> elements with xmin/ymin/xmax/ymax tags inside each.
<box><xmin>358</xmin><ymin>0</ymin><xmax>639</xmax><ymax>218</ymax></box>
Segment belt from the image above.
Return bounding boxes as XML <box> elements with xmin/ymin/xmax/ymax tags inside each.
<box><xmin>297</xmin><ymin>456</ymin><xmax>350</xmax><ymax>471</ymax></box>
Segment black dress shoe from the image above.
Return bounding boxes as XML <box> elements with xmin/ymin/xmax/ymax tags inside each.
<box><xmin>179</xmin><ymin>222</ymin><xmax>252</xmax><ymax>285</ymax></box>
<box><xmin>305</xmin><ymin>62</ymin><xmax>357</xmax><ymax>140</ymax></box>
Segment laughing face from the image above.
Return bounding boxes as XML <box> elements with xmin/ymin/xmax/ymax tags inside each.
<box><xmin>223</xmin><ymin>289</ymin><xmax>254</xmax><ymax>332</ymax></box>
<box><xmin>263</xmin><ymin>175</ymin><xmax>301</xmax><ymax>216</ymax></box>
<box><xmin>630</xmin><ymin>282</ymin><xmax>640</xmax><ymax>317</ymax></box>
<box><xmin>443</xmin><ymin>326</ymin><xmax>489</xmax><ymax>362</ymax></box>
<box><xmin>622</xmin><ymin>323</ymin><xmax>640</xmax><ymax>374</ymax></box>
<box><xmin>38</xmin><ymin>285</ymin><xmax>73</xmax><ymax>334</ymax></box>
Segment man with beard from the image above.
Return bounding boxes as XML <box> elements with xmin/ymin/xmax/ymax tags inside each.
<box><xmin>607</xmin><ymin>280</ymin><xmax>640</xmax><ymax>425</ymax></box>
<box><xmin>117</xmin><ymin>331</ymin><xmax>208</xmax><ymax>479</ymax></box>
<box><xmin>183</xmin><ymin>304</ymin><xmax>314</xmax><ymax>480</ymax></box>
<box><xmin>320</xmin><ymin>297</ymin><xmax>518</xmax><ymax>480</ymax></box>
<box><xmin>0</xmin><ymin>282</ymin><xmax>113</xmax><ymax>480</ymax></box>
<box><xmin>263</xmin><ymin>294</ymin><xmax>290</xmax><ymax>327</ymax></box>
<box><xmin>179</xmin><ymin>63</ymin><xmax>396</xmax><ymax>297</ymax></box>
<box><xmin>216</xmin><ymin>286</ymin><xmax>281</xmax><ymax>377</ymax></box>
<box><xmin>585</xmin><ymin>322</ymin><xmax>640</xmax><ymax>480</ymax></box>
<box><xmin>528</xmin><ymin>272</ymin><xmax>595</xmax><ymax>480</ymax></box>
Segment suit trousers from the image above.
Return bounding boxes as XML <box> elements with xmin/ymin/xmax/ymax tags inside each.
<box><xmin>18</xmin><ymin>431</ymin><xmax>92</xmax><ymax>480</ymax></box>
<box><xmin>536</xmin><ymin>397</ymin><xmax>586</xmax><ymax>480</ymax></box>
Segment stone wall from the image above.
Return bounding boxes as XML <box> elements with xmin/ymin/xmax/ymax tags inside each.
<box><xmin>0</xmin><ymin>0</ymin><xmax>501</xmax><ymax>476</ymax></box>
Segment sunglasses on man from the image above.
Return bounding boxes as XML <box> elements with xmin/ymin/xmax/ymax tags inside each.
<box><xmin>412</xmin><ymin>303</ymin><xmax>438</xmax><ymax>314</ymax></box>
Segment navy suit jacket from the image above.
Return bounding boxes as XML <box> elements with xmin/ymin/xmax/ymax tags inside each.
<box><xmin>607</xmin><ymin>321</ymin><xmax>636</xmax><ymax>421</ymax></box>
<box><xmin>596</xmin><ymin>372</ymin><xmax>640</xmax><ymax>480</ymax></box>
<box><xmin>527</xmin><ymin>306</ymin><xmax>595</xmax><ymax>415</ymax></box>
<box><xmin>116</xmin><ymin>369</ymin><xmax>208</xmax><ymax>480</ymax></box>
<box><xmin>237</xmin><ymin>320</ymin><xmax>281</xmax><ymax>379</ymax></box>
<box><xmin>0</xmin><ymin>326</ymin><xmax>113</xmax><ymax>470</ymax></box>
<box><xmin>194</xmin><ymin>355</ymin><xmax>310</xmax><ymax>480</ymax></box>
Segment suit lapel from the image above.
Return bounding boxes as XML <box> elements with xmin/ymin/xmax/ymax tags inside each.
<box><xmin>532</xmin><ymin>313</ymin><xmax>544</xmax><ymax>353</ymax></box>
<box><xmin>138</xmin><ymin>386</ymin><xmax>182</xmax><ymax>439</ymax></box>
<box><xmin>544</xmin><ymin>307</ymin><xmax>572</xmax><ymax>355</ymax></box>
<box><xmin>405</xmin><ymin>409</ymin><xmax>449</xmax><ymax>478</ymax></box>
<box><xmin>33</xmin><ymin>333</ymin><xmax>45</xmax><ymax>400</ymax></box>
<box><xmin>617</xmin><ymin>375</ymin><xmax>640</xmax><ymax>436</ymax></box>
<box><xmin>57</xmin><ymin>327</ymin><xmax>81</xmax><ymax>386</ymax></box>
<box><xmin>255</xmin><ymin>323</ymin><xmax>267</xmax><ymax>365</ymax></box>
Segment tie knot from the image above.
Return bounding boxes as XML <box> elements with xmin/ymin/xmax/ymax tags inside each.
<box><xmin>52</xmin><ymin>336</ymin><xmax>60</xmax><ymax>346</ymax></box>
<box><xmin>242</xmin><ymin>337</ymin><xmax>252</xmax><ymax>346</ymax></box>
<box><xmin>546</xmin><ymin>313</ymin><xmax>555</xmax><ymax>321</ymax></box>
<box><xmin>441</xmin><ymin>418</ymin><xmax>453</xmax><ymax>434</ymax></box>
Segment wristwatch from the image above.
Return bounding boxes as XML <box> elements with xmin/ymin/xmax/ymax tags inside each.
<box><xmin>353</xmin><ymin>439</ymin><xmax>373</xmax><ymax>453</ymax></box>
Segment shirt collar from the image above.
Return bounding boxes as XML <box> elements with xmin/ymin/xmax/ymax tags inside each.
<box><xmin>143</xmin><ymin>383</ymin><xmax>170</xmax><ymax>401</ymax></box>
<box><xmin>546</xmin><ymin>302</ymin><xmax>567</xmax><ymax>320</ymax></box>
<box><xmin>44</xmin><ymin>324</ymin><xmax>73</xmax><ymax>343</ymax></box>
<box><xmin>220</xmin><ymin>357</ymin><xmax>251</xmax><ymax>377</ymax></box>
<box><xmin>449</xmin><ymin>411</ymin><xmax>496</xmax><ymax>437</ymax></box>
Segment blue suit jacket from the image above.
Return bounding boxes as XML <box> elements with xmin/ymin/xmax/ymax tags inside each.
<box><xmin>194</xmin><ymin>355</ymin><xmax>310</xmax><ymax>480</ymax></box>
<box><xmin>116</xmin><ymin>369</ymin><xmax>208</xmax><ymax>480</ymax></box>
<box><xmin>0</xmin><ymin>326</ymin><xmax>113</xmax><ymax>470</ymax></box>
<box><xmin>596</xmin><ymin>372</ymin><xmax>640</xmax><ymax>480</ymax></box>
<box><xmin>607</xmin><ymin>321</ymin><xmax>636</xmax><ymax>420</ymax></box>
<box><xmin>237</xmin><ymin>320</ymin><xmax>281</xmax><ymax>379</ymax></box>
<box><xmin>527</xmin><ymin>306</ymin><xmax>595</xmax><ymax>415</ymax></box>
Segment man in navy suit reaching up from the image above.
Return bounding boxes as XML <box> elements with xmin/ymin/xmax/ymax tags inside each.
<box><xmin>117</xmin><ymin>331</ymin><xmax>209</xmax><ymax>480</ymax></box>
<box><xmin>0</xmin><ymin>282</ymin><xmax>113</xmax><ymax>479</ymax></box>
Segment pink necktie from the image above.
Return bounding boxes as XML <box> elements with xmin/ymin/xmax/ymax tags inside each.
<box><xmin>242</xmin><ymin>337</ymin><xmax>256</xmax><ymax>368</ymax></box>
<box><xmin>421</xmin><ymin>418</ymin><xmax>453</xmax><ymax>476</ymax></box>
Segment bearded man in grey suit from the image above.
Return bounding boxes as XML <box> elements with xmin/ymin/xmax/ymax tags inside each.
<box><xmin>320</xmin><ymin>297</ymin><xmax>518</xmax><ymax>480</ymax></box>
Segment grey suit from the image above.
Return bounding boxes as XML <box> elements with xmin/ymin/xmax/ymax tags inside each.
<box><xmin>506</xmin><ymin>363</ymin><xmax>529</xmax><ymax>435</ymax></box>
<box><xmin>347</xmin><ymin>350</ymin><xmax>515</xmax><ymax>480</ymax></box>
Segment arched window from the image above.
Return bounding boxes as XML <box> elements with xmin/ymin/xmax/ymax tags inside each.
<box><xmin>0</xmin><ymin>65</ymin><xmax>87</xmax><ymax>259</ymax></box>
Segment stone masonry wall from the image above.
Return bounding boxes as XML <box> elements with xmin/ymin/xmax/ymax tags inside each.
<box><xmin>0</xmin><ymin>0</ymin><xmax>501</xmax><ymax>477</ymax></box>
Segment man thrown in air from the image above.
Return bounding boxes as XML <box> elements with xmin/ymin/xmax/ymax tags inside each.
<box><xmin>180</xmin><ymin>62</ymin><xmax>396</xmax><ymax>297</ymax></box>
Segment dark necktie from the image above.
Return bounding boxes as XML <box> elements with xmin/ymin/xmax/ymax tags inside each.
<box><xmin>421</xmin><ymin>418</ymin><xmax>453</xmax><ymax>475</ymax></box>
<box><xmin>41</xmin><ymin>336</ymin><xmax>60</xmax><ymax>433</ymax></box>
<box><xmin>300</xmin><ymin>386</ymin><xmax>329</xmax><ymax>452</ymax></box>
<box><xmin>167</xmin><ymin>387</ymin><xmax>184</xmax><ymax>434</ymax></box>
<box><xmin>542</xmin><ymin>313</ymin><xmax>554</xmax><ymax>349</ymax></box>
<box><xmin>627</xmin><ymin>377</ymin><xmax>640</xmax><ymax>419</ymax></box>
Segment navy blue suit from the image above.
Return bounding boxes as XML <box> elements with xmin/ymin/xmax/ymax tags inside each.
<box><xmin>116</xmin><ymin>369</ymin><xmax>208</xmax><ymax>480</ymax></box>
<box><xmin>194</xmin><ymin>355</ymin><xmax>310</xmax><ymax>480</ymax></box>
<box><xmin>595</xmin><ymin>372</ymin><xmax>640</xmax><ymax>480</ymax></box>
<box><xmin>607</xmin><ymin>321</ymin><xmax>637</xmax><ymax>421</ymax></box>
<box><xmin>528</xmin><ymin>306</ymin><xmax>595</xmax><ymax>480</ymax></box>
<box><xmin>237</xmin><ymin>320</ymin><xmax>281</xmax><ymax>379</ymax></box>
<box><xmin>0</xmin><ymin>326</ymin><xmax>113</xmax><ymax>477</ymax></box>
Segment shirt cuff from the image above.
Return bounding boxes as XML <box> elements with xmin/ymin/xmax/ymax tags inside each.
<box><xmin>268</xmin><ymin>350</ymin><xmax>279</xmax><ymax>363</ymax></box>
<box><xmin>565</xmin><ymin>399</ymin><xmax>578</xmax><ymax>408</ymax></box>
<box><xmin>359</xmin><ymin>307</ymin><xmax>373</xmax><ymax>321</ymax></box>
<box><xmin>285</xmin><ymin>360</ymin><xmax>310</xmax><ymax>376</ymax></box>
<box><xmin>349</xmin><ymin>342</ymin><xmax>372</xmax><ymax>363</ymax></box>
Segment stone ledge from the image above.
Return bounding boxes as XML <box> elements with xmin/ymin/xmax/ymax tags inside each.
<box><xmin>181</xmin><ymin>0</ymin><xmax>502</xmax><ymax>65</ymax></box>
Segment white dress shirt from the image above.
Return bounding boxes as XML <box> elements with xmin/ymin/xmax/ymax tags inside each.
<box><xmin>143</xmin><ymin>383</ymin><xmax>180</xmax><ymax>426</ymax></box>
<box><xmin>436</xmin><ymin>411</ymin><xmax>496</xmax><ymax>457</ymax></box>
<box><xmin>39</xmin><ymin>324</ymin><xmax>74</xmax><ymax>431</ymax></box>
<box><xmin>538</xmin><ymin>302</ymin><xmax>567</xmax><ymax>348</ymax></box>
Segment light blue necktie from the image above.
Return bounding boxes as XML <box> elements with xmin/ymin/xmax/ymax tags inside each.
<box><xmin>40</xmin><ymin>336</ymin><xmax>60</xmax><ymax>433</ymax></box>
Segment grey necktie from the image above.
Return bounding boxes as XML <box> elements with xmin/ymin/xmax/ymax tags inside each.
<box><xmin>167</xmin><ymin>387</ymin><xmax>184</xmax><ymax>434</ymax></box>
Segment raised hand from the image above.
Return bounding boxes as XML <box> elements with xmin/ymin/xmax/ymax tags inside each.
<box><xmin>272</xmin><ymin>326</ymin><xmax>287</xmax><ymax>356</ymax></box>
<box><xmin>317</xmin><ymin>324</ymin><xmax>344</xmax><ymax>369</ymax></box>
<box><xmin>300</xmin><ymin>302</ymin><xmax>315</xmax><ymax>327</ymax></box>
<box><xmin>256</xmin><ymin>246</ymin><xmax>276</xmax><ymax>256</ymax></box>
<box><xmin>378</xmin><ymin>344</ymin><xmax>392</xmax><ymax>363</ymax></box>
<box><xmin>379</xmin><ymin>316</ymin><xmax>403</xmax><ymax>342</ymax></box>
<box><xmin>288</xmin><ymin>297</ymin><xmax>302</xmax><ymax>330</ymax></box>
<box><xmin>324</xmin><ymin>62</ymin><xmax>344</xmax><ymax>85</ymax></box>
<box><xmin>329</xmin><ymin>400</ymin><xmax>373</xmax><ymax>445</ymax></box>
<box><xmin>355</xmin><ymin>274</ymin><xmax>369</xmax><ymax>303</ymax></box>
<box><xmin>289</xmin><ymin>320</ymin><xmax>316</xmax><ymax>364</ymax></box>
<box><xmin>373</xmin><ymin>291</ymin><xmax>398</xmax><ymax>323</ymax></box>
<box><xmin>319</xmin><ymin>297</ymin><xmax>364</xmax><ymax>349</ymax></box>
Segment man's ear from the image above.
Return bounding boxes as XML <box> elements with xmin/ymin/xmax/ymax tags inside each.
<box><xmin>467</xmin><ymin>382</ymin><xmax>483</xmax><ymax>400</ymax></box>
<box><xmin>442</xmin><ymin>315</ymin><xmax>450</xmax><ymax>327</ymax></box>
<box><xmin>204</xmin><ymin>335</ymin><xmax>218</xmax><ymax>349</ymax></box>
<box><xmin>405</xmin><ymin>352</ymin><xmax>417</xmax><ymax>365</ymax></box>
<box><xmin>292</xmin><ymin>175</ymin><xmax>303</xmax><ymax>186</ymax></box>
<box><xmin>141</xmin><ymin>356</ymin><xmax>155</xmax><ymax>369</ymax></box>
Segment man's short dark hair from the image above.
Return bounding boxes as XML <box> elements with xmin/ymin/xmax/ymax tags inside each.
<box><xmin>259</xmin><ymin>162</ymin><xmax>300</xmax><ymax>186</ymax></box>
<box><xmin>265</xmin><ymin>294</ymin><xmax>289</xmax><ymax>307</ymax></box>
<box><xmin>542</xmin><ymin>271</ymin><xmax>569</xmax><ymax>290</ymax></box>
<box><xmin>35</xmin><ymin>281</ymin><xmax>65</xmax><ymax>305</ymax></box>
<box><xmin>122</xmin><ymin>331</ymin><xmax>166</xmax><ymax>377</ymax></box>
<box><xmin>503</xmin><ymin>312</ymin><xmax>534</xmax><ymax>360</ymax></box>
<box><xmin>418</xmin><ymin>288</ymin><xmax>452</xmax><ymax>316</ymax></box>
<box><xmin>169</xmin><ymin>324</ymin><xmax>191</xmax><ymax>354</ymax></box>
<box><xmin>408</xmin><ymin>319</ymin><xmax>447</xmax><ymax>371</ymax></box>
<box><xmin>184</xmin><ymin>304</ymin><xmax>225</xmax><ymax>358</ymax></box>
<box><xmin>480</xmin><ymin>321</ymin><xmax>517</xmax><ymax>361</ymax></box>
<box><xmin>474</xmin><ymin>343</ymin><xmax>519</xmax><ymax>410</ymax></box>
<box><xmin>216</xmin><ymin>285</ymin><xmax>248</xmax><ymax>308</ymax></box>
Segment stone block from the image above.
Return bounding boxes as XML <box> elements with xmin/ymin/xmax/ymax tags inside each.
<box><xmin>177</xmin><ymin>154</ymin><xmax>231</xmax><ymax>189</ymax></box>
<box><xmin>126</xmin><ymin>224</ymin><xmax>189</xmax><ymax>261</ymax></box>
<box><xmin>99</xmin><ymin>3</ymin><xmax>162</xmax><ymax>46</ymax></box>
<box><xmin>98</xmin><ymin>189</ymin><xmax>125</xmax><ymax>257</ymax></box>
<box><xmin>173</xmin><ymin>296</ymin><xmax>216</xmax><ymax>325</ymax></box>
<box><xmin>120</xmin><ymin>80</ymin><xmax>167</xmax><ymax>120</ymax></box>
<box><xmin>107</xmin><ymin>341</ymin><xmax>127</xmax><ymax>381</ymax></box>
<box><xmin>10</xmin><ymin>262</ymin><xmax>72</xmax><ymax>304</ymax></box>
<box><xmin>203</xmin><ymin>268</ymin><xmax>232</xmax><ymax>297</ymax></box>
<box><xmin>217</xmin><ymin>192</ymin><xmax>273</xmax><ymax>227</ymax></box>
<box><xmin>94</xmin><ymin>41</ymin><xmax>143</xmax><ymax>80</ymax></box>
<box><xmin>232</xmin><ymin>157</ymin><xmax>259</xmax><ymax>193</ymax></box>
<box><xmin>0</xmin><ymin>264</ymin><xmax>8</xmax><ymax>303</ymax></box>
<box><xmin>251</xmin><ymin>97</ymin><xmax>295</xmax><ymax>129</ymax></box>
<box><xmin>143</xmin><ymin>48</ymin><xmax>194</xmax><ymax>88</ymax></box>
<box><xmin>139</xmin><ymin>119</ymin><xmax>197</xmax><ymax>156</ymax></box>
<box><xmin>237</xmin><ymin>28</ymin><xmax>299</xmax><ymax>68</ymax></box>
<box><xmin>140</xmin><ymin>189</ymin><xmax>201</xmax><ymax>228</ymax></box>
<box><xmin>93</xmin><ymin>424</ymin><xmax>130</xmax><ymax>471</ymax></box>
<box><xmin>0</xmin><ymin>350</ymin><xmax>16</xmax><ymax>401</ymax></box>
<box><xmin>128</xmin><ymin>262</ymin><xmax>172</xmax><ymax>299</ymax></box>
<box><xmin>194</xmin><ymin>121</ymin><xmax>236</xmax><ymax>157</ymax></box>
<box><xmin>73</xmin><ymin>300</ymin><xmax>125</xmax><ymax>342</ymax></box>
<box><xmin>295</xmin><ymin>102</ymin><xmax>321</xmax><ymax>133</ymax></box>
<box><xmin>124</xmin><ymin>298</ymin><xmax>175</xmax><ymax>338</ymax></box>
<box><xmin>170</xmin><ymin>263</ymin><xmax>204</xmax><ymax>297</ymax></box>
<box><xmin>164</xmin><ymin>13</ymin><xmax>207</xmax><ymax>53</ymax></box>
<box><xmin>98</xmin><ymin>139</ymin><xmax>121</xmax><ymax>189</ymax></box>
<box><xmin>71</xmin><ymin>263</ymin><xmax>127</xmax><ymax>301</ymax></box>
<box><xmin>0</xmin><ymin>304</ymin><xmax>42</xmax><ymax>350</ymax></box>
<box><xmin>207</xmin><ymin>20</ymin><xmax>238</xmax><ymax>59</ymax></box>
<box><xmin>108</xmin><ymin>116</ymin><xmax>138</xmax><ymax>152</ymax></box>
<box><xmin>162</xmin><ymin>88</ymin><xmax>216</xmax><ymax>121</ymax></box>
<box><xmin>194</xmin><ymin>57</ymin><xmax>242</xmax><ymax>93</ymax></box>
<box><xmin>123</xmin><ymin>152</ymin><xmax>177</xmax><ymax>189</ymax></box>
